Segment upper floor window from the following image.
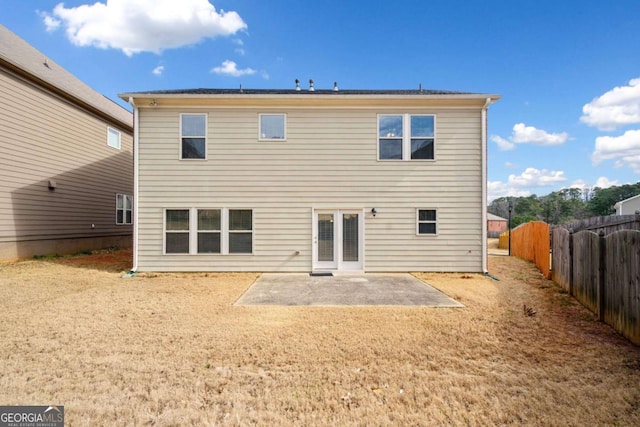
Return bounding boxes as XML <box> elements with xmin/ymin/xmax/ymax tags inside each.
<box><xmin>180</xmin><ymin>114</ymin><xmax>207</xmax><ymax>159</ymax></box>
<box><xmin>116</xmin><ymin>194</ymin><xmax>132</xmax><ymax>225</ymax></box>
<box><xmin>259</xmin><ymin>114</ymin><xmax>286</xmax><ymax>140</ymax></box>
<box><xmin>107</xmin><ymin>127</ymin><xmax>121</xmax><ymax>150</ymax></box>
<box><xmin>378</xmin><ymin>114</ymin><xmax>435</xmax><ymax>161</ymax></box>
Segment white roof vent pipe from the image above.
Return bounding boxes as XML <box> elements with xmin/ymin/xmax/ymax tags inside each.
<box><xmin>333</xmin><ymin>82</ymin><xmax>339</xmax><ymax>91</ymax></box>
<box><xmin>309</xmin><ymin>79</ymin><xmax>315</xmax><ymax>91</ymax></box>
<box><xmin>295</xmin><ymin>79</ymin><xmax>301</xmax><ymax>91</ymax></box>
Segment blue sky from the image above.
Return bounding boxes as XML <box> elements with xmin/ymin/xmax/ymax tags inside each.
<box><xmin>2</xmin><ymin>0</ymin><xmax>640</xmax><ymax>200</ymax></box>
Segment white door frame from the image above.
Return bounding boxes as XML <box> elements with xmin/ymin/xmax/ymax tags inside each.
<box><xmin>312</xmin><ymin>209</ymin><xmax>364</xmax><ymax>272</ymax></box>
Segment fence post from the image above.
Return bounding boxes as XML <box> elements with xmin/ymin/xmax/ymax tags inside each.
<box><xmin>598</xmin><ymin>230</ymin><xmax>606</xmax><ymax>322</ymax></box>
<box><xmin>568</xmin><ymin>229</ymin><xmax>574</xmax><ymax>297</ymax></box>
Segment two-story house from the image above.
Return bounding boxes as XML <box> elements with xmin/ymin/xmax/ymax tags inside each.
<box><xmin>0</xmin><ymin>25</ymin><xmax>133</xmax><ymax>260</ymax></box>
<box><xmin>120</xmin><ymin>85</ymin><xmax>499</xmax><ymax>273</ymax></box>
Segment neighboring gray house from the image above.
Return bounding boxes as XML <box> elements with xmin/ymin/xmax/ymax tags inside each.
<box><xmin>614</xmin><ymin>194</ymin><xmax>640</xmax><ymax>215</ymax></box>
<box><xmin>0</xmin><ymin>25</ymin><xmax>133</xmax><ymax>260</ymax></box>
<box><xmin>120</xmin><ymin>85</ymin><xmax>500</xmax><ymax>273</ymax></box>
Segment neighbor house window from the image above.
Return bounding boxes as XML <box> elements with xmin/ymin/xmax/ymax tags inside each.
<box><xmin>180</xmin><ymin>113</ymin><xmax>207</xmax><ymax>159</ymax></box>
<box><xmin>165</xmin><ymin>209</ymin><xmax>190</xmax><ymax>253</ymax></box>
<box><xmin>229</xmin><ymin>209</ymin><xmax>253</xmax><ymax>254</ymax></box>
<box><xmin>378</xmin><ymin>114</ymin><xmax>435</xmax><ymax>160</ymax></box>
<box><xmin>197</xmin><ymin>209</ymin><xmax>221</xmax><ymax>254</ymax></box>
<box><xmin>259</xmin><ymin>114</ymin><xmax>286</xmax><ymax>140</ymax></box>
<box><xmin>116</xmin><ymin>194</ymin><xmax>132</xmax><ymax>225</ymax></box>
<box><xmin>107</xmin><ymin>127</ymin><xmax>121</xmax><ymax>149</ymax></box>
<box><xmin>417</xmin><ymin>209</ymin><xmax>437</xmax><ymax>235</ymax></box>
<box><xmin>164</xmin><ymin>208</ymin><xmax>253</xmax><ymax>255</ymax></box>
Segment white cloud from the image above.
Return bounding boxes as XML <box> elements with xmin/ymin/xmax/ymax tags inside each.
<box><xmin>508</xmin><ymin>167</ymin><xmax>567</xmax><ymax>187</ymax></box>
<box><xmin>152</xmin><ymin>65</ymin><xmax>164</xmax><ymax>76</ymax></box>
<box><xmin>235</xmin><ymin>48</ymin><xmax>246</xmax><ymax>56</ymax></box>
<box><xmin>595</xmin><ymin>176</ymin><xmax>619</xmax><ymax>188</ymax></box>
<box><xmin>591</xmin><ymin>129</ymin><xmax>640</xmax><ymax>172</ymax></box>
<box><xmin>211</xmin><ymin>60</ymin><xmax>255</xmax><ymax>77</ymax></box>
<box><xmin>581</xmin><ymin>77</ymin><xmax>640</xmax><ymax>131</ymax></box>
<box><xmin>487</xmin><ymin>181</ymin><xmax>530</xmax><ymax>202</ymax></box>
<box><xmin>491</xmin><ymin>135</ymin><xmax>515</xmax><ymax>151</ymax></box>
<box><xmin>491</xmin><ymin>123</ymin><xmax>568</xmax><ymax>150</ymax></box>
<box><xmin>41</xmin><ymin>0</ymin><xmax>247</xmax><ymax>56</ymax></box>
<box><xmin>511</xmin><ymin>123</ymin><xmax>569</xmax><ymax>145</ymax></box>
<box><xmin>38</xmin><ymin>11</ymin><xmax>61</xmax><ymax>31</ymax></box>
<box><xmin>570</xmin><ymin>176</ymin><xmax>618</xmax><ymax>191</ymax></box>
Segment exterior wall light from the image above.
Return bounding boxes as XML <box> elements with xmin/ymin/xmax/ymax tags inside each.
<box><xmin>371</xmin><ymin>208</ymin><xmax>377</xmax><ymax>217</ymax></box>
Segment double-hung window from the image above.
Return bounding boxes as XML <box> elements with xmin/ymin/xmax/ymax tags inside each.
<box><xmin>165</xmin><ymin>209</ymin><xmax>190</xmax><ymax>253</ymax></box>
<box><xmin>229</xmin><ymin>209</ymin><xmax>253</xmax><ymax>254</ymax></box>
<box><xmin>107</xmin><ymin>127</ymin><xmax>121</xmax><ymax>150</ymax></box>
<box><xmin>259</xmin><ymin>114</ymin><xmax>286</xmax><ymax>140</ymax></box>
<box><xmin>116</xmin><ymin>194</ymin><xmax>132</xmax><ymax>225</ymax></box>
<box><xmin>378</xmin><ymin>114</ymin><xmax>435</xmax><ymax>160</ymax></box>
<box><xmin>197</xmin><ymin>210</ymin><xmax>221</xmax><ymax>253</ymax></box>
<box><xmin>164</xmin><ymin>208</ymin><xmax>253</xmax><ymax>254</ymax></box>
<box><xmin>417</xmin><ymin>209</ymin><xmax>437</xmax><ymax>235</ymax></box>
<box><xmin>180</xmin><ymin>114</ymin><xmax>207</xmax><ymax>159</ymax></box>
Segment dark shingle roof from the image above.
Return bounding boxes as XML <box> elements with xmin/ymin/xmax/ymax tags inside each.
<box><xmin>124</xmin><ymin>88</ymin><xmax>480</xmax><ymax>96</ymax></box>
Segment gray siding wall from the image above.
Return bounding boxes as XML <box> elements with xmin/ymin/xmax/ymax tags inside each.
<box><xmin>0</xmin><ymin>69</ymin><xmax>133</xmax><ymax>258</ymax></box>
<box><xmin>137</xmin><ymin>107</ymin><xmax>483</xmax><ymax>272</ymax></box>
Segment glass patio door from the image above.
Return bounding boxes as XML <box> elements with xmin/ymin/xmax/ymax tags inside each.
<box><xmin>313</xmin><ymin>210</ymin><xmax>363</xmax><ymax>271</ymax></box>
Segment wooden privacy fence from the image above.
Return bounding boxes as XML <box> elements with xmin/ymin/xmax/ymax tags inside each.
<box><xmin>510</xmin><ymin>221</ymin><xmax>550</xmax><ymax>278</ymax></box>
<box><xmin>498</xmin><ymin>230</ymin><xmax>509</xmax><ymax>249</ymax></box>
<box><xmin>552</xmin><ymin>228</ymin><xmax>640</xmax><ymax>345</ymax></box>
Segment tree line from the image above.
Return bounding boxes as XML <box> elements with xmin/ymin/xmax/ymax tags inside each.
<box><xmin>489</xmin><ymin>182</ymin><xmax>640</xmax><ymax>228</ymax></box>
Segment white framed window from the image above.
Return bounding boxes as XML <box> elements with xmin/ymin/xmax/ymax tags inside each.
<box><xmin>197</xmin><ymin>209</ymin><xmax>221</xmax><ymax>254</ymax></box>
<box><xmin>165</xmin><ymin>209</ymin><xmax>190</xmax><ymax>254</ymax></box>
<box><xmin>229</xmin><ymin>209</ymin><xmax>253</xmax><ymax>254</ymax></box>
<box><xmin>107</xmin><ymin>127</ymin><xmax>121</xmax><ymax>150</ymax></box>
<box><xmin>180</xmin><ymin>113</ymin><xmax>207</xmax><ymax>160</ymax></box>
<box><xmin>164</xmin><ymin>208</ymin><xmax>253</xmax><ymax>255</ymax></box>
<box><xmin>259</xmin><ymin>114</ymin><xmax>286</xmax><ymax>140</ymax></box>
<box><xmin>116</xmin><ymin>194</ymin><xmax>132</xmax><ymax>225</ymax></box>
<box><xmin>417</xmin><ymin>209</ymin><xmax>437</xmax><ymax>235</ymax></box>
<box><xmin>378</xmin><ymin>114</ymin><xmax>435</xmax><ymax>161</ymax></box>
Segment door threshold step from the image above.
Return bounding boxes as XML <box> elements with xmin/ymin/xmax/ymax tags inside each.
<box><xmin>310</xmin><ymin>271</ymin><xmax>333</xmax><ymax>277</ymax></box>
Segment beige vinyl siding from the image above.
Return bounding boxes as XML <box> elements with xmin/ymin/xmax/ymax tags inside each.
<box><xmin>0</xmin><ymin>69</ymin><xmax>133</xmax><ymax>257</ymax></box>
<box><xmin>136</xmin><ymin>106</ymin><xmax>482</xmax><ymax>272</ymax></box>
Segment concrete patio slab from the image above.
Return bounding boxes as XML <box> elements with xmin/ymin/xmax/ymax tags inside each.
<box><xmin>235</xmin><ymin>273</ymin><xmax>464</xmax><ymax>307</ymax></box>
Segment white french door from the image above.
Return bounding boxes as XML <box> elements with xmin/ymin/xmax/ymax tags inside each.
<box><xmin>312</xmin><ymin>209</ymin><xmax>364</xmax><ymax>271</ymax></box>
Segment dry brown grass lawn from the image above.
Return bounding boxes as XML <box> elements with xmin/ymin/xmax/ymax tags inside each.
<box><xmin>1</xmin><ymin>249</ymin><xmax>639</xmax><ymax>426</ymax></box>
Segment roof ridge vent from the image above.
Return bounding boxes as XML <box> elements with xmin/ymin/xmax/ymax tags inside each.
<box><xmin>333</xmin><ymin>82</ymin><xmax>339</xmax><ymax>92</ymax></box>
<box><xmin>309</xmin><ymin>79</ymin><xmax>315</xmax><ymax>92</ymax></box>
<box><xmin>295</xmin><ymin>79</ymin><xmax>301</xmax><ymax>91</ymax></box>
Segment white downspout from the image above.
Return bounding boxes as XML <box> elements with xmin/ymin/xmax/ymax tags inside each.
<box><xmin>128</xmin><ymin>97</ymin><xmax>139</xmax><ymax>272</ymax></box>
<box><xmin>481</xmin><ymin>97</ymin><xmax>491</xmax><ymax>274</ymax></box>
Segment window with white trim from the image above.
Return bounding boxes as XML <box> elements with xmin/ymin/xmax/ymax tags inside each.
<box><xmin>197</xmin><ymin>209</ymin><xmax>221</xmax><ymax>253</ymax></box>
<box><xmin>107</xmin><ymin>127</ymin><xmax>121</xmax><ymax>149</ymax></box>
<box><xmin>229</xmin><ymin>209</ymin><xmax>253</xmax><ymax>254</ymax></box>
<box><xmin>180</xmin><ymin>113</ymin><xmax>207</xmax><ymax>159</ymax></box>
<box><xmin>164</xmin><ymin>208</ymin><xmax>253</xmax><ymax>255</ymax></box>
<box><xmin>165</xmin><ymin>209</ymin><xmax>190</xmax><ymax>253</ymax></box>
<box><xmin>116</xmin><ymin>194</ymin><xmax>132</xmax><ymax>225</ymax></box>
<box><xmin>259</xmin><ymin>114</ymin><xmax>286</xmax><ymax>140</ymax></box>
<box><xmin>417</xmin><ymin>209</ymin><xmax>437</xmax><ymax>235</ymax></box>
<box><xmin>378</xmin><ymin>114</ymin><xmax>435</xmax><ymax>160</ymax></box>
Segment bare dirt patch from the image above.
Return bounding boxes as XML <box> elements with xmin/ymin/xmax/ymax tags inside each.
<box><xmin>1</xmin><ymin>252</ymin><xmax>639</xmax><ymax>426</ymax></box>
